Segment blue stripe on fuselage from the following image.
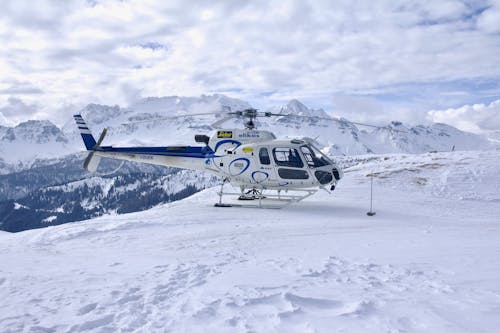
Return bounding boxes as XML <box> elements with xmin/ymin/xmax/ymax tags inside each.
<box><xmin>98</xmin><ymin>145</ymin><xmax>217</xmax><ymax>158</ymax></box>
<box><xmin>214</xmin><ymin>139</ymin><xmax>241</xmax><ymax>152</ymax></box>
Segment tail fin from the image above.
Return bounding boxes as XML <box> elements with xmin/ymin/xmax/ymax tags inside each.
<box><xmin>73</xmin><ymin>114</ymin><xmax>96</xmax><ymax>150</ymax></box>
<box><xmin>74</xmin><ymin>115</ymin><xmax>108</xmax><ymax>172</ymax></box>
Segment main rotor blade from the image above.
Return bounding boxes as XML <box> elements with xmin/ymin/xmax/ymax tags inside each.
<box><xmin>122</xmin><ymin>111</ymin><xmax>224</xmax><ymax>125</ymax></box>
<box><xmin>211</xmin><ymin>116</ymin><xmax>234</xmax><ymax>129</ymax></box>
<box><xmin>348</xmin><ymin>121</ymin><xmax>406</xmax><ymax>132</ymax></box>
<box><xmin>272</xmin><ymin>113</ymin><xmax>407</xmax><ymax>133</ymax></box>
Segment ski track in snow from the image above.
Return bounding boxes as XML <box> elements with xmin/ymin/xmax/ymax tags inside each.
<box><xmin>1</xmin><ymin>150</ymin><xmax>500</xmax><ymax>332</ymax></box>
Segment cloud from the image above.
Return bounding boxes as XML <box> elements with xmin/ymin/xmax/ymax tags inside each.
<box><xmin>0</xmin><ymin>81</ymin><xmax>43</xmax><ymax>95</ymax></box>
<box><xmin>0</xmin><ymin>97</ymin><xmax>40</xmax><ymax>124</ymax></box>
<box><xmin>477</xmin><ymin>1</ymin><xmax>500</xmax><ymax>33</ymax></box>
<box><xmin>0</xmin><ymin>0</ymin><xmax>500</xmax><ymax>127</ymax></box>
<box><xmin>427</xmin><ymin>99</ymin><xmax>500</xmax><ymax>134</ymax></box>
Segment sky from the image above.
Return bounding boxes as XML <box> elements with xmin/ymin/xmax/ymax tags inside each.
<box><xmin>0</xmin><ymin>0</ymin><xmax>500</xmax><ymax>135</ymax></box>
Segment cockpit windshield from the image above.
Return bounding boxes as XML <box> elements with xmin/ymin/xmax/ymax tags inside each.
<box><xmin>300</xmin><ymin>145</ymin><xmax>332</xmax><ymax>168</ymax></box>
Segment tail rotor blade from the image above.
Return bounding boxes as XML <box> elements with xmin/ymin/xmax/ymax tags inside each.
<box><xmin>95</xmin><ymin>128</ymin><xmax>107</xmax><ymax>147</ymax></box>
<box><xmin>83</xmin><ymin>151</ymin><xmax>95</xmax><ymax>170</ymax></box>
<box><xmin>83</xmin><ymin>128</ymin><xmax>106</xmax><ymax>171</ymax></box>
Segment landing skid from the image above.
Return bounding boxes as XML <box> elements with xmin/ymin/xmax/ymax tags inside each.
<box><xmin>214</xmin><ymin>180</ymin><xmax>317</xmax><ymax>209</ymax></box>
<box><xmin>214</xmin><ymin>203</ymin><xmax>233</xmax><ymax>208</ymax></box>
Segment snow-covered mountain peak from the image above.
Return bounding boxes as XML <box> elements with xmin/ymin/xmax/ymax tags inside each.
<box><xmin>79</xmin><ymin>104</ymin><xmax>126</xmax><ymax>125</ymax></box>
<box><xmin>286</xmin><ymin>99</ymin><xmax>308</xmax><ymax>112</ymax></box>
<box><xmin>0</xmin><ymin>120</ymin><xmax>71</xmax><ymax>163</ymax></box>
<box><xmin>280</xmin><ymin>99</ymin><xmax>329</xmax><ymax>118</ymax></box>
<box><xmin>1</xmin><ymin>120</ymin><xmax>67</xmax><ymax>144</ymax></box>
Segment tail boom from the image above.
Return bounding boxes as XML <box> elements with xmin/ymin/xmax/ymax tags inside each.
<box><xmin>93</xmin><ymin>146</ymin><xmax>214</xmax><ymax>171</ymax></box>
<box><xmin>73</xmin><ymin>114</ymin><xmax>215</xmax><ymax>172</ymax></box>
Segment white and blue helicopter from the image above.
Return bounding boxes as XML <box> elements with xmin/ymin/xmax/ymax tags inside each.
<box><xmin>74</xmin><ymin>109</ymin><xmax>373</xmax><ymax>208</ymax></box>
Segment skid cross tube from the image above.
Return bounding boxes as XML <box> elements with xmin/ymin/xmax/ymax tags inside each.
<box><xmin>214</xmin><ymin>186</ymin><xmax>317</xmax><ymax>209</ymax></box>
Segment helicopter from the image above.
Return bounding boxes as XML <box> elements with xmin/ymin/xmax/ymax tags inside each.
<box><xmin>74</xmin><ymin>108</ymin><xmax>394</xmax><ymax>208</ymax></box>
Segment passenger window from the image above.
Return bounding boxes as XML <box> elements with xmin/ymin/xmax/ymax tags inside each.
<box><xmin>272</xmin><ymin>148</ymin><xmax>304</xmax><ymax>168</ymax></box>
<box><xmin>259</xmin><ymin>147</ymin><xmax>270</xmax><ymax>165</ymax></box>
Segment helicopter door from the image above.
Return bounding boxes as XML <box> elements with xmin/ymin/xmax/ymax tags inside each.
<box><xmin>272</xmin><ymin>147</ymin><xmax>309</xmax><ymax>180</ymax></box>
<box><xmin>254</xmin><ymin>147</ymin><xmax>276</xmax><ymax>183</ymax></box>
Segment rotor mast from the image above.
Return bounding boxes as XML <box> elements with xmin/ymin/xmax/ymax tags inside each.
<box><xmin>230</xmin><ymin>108</ymin><xmax>259</xmax><ymax>130</ymax></box>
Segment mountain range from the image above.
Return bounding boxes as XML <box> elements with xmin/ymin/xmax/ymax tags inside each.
<box><xmin>0</xmin><ymin>94</ymin><xmax>496</xmax><ymax>232</ymax></box>
<box><xmin>0</xmin><ymin>94</ymin><xmax>494</xmax><ymax>166</ymax></box>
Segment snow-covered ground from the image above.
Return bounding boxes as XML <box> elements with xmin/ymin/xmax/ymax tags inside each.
<box><xmin>1</xmin><ymin>150</ymin><xmax>499</xmax><ymax>332</ymax></box>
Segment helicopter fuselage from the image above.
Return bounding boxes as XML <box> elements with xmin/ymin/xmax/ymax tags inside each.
<box><xmin>92</xmin><ymin>129</ymin><xmax>342</xmax><ymax>191</ymax></box>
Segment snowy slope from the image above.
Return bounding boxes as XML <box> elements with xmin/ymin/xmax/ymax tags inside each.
<box><xmin>1</xmin><ymin>150</ymin><xmax>499</xmax><ymax>332</ymax></box>
<box><xmin>362</xmin><ymin>122</ymin><xmax>491</xmax><ymax>154</ymax></box>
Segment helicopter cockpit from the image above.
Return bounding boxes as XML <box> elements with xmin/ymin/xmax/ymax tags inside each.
<box><xmin>299</xmin><ymin>144</ymin><xmax>332</xmax><ymax>168</ymax></box>
<box><xmin>296</xmin><ymin>141</ymin><xmax>342</xmax><ymax>186</ymax></box>
<box><xmin>252</xmin><ymin>139</ymin><xmax>342</xmax><ymax>188</ymax></box>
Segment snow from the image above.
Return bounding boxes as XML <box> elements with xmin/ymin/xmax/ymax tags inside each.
<box><xmin>13</xmin><ymin>202</ymin><xmax>29</xmax><ymax>210</ymax></box>
<box><xmin>42</xmin><ymin>216</ymin><xmax>57</xmax><ymax>223</ymax></box>
<box><xmin>49</xmin><ymin>176</ymin><xmax>116</xmax><ymax>195</ymax></box>
<box><xmin>1</xmin><ymin>150</ymin><xmax>500</xmax><ymax>332</ymax></box>
<box><xmin>54</xmin><ymin>207</ymin><xmax>65</xmax><ymax>213</ymax></box>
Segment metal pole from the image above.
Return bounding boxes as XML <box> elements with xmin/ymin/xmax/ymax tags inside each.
<box><xmin>367</xmin><ymin>172</ymin><xmax>376</xmax><ymax>216</ymax></box>
<box><xmin>218</xmin><ymin>180</ymin><xmax>224</xmax><ymax>205</ymax></box>
<box><xmin>370</xmin><ymin>175</ymin><xmax>373</xmax><ymax>211</ymax></box>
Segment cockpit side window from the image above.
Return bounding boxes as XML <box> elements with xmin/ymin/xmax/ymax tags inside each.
<box><xmin>272</xmin><ymin>147</ymin><xmax>304</xmax><ymax>168</ymax></box>
<box><xmin>259</xmin><ymin>147</ymin><xmax>270</xmax><ymax>165</ymax></box>
<box><xmin>301</xmin><ymin>145</ymin><xmax>330</xmax><ymax>168</ymax></box>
